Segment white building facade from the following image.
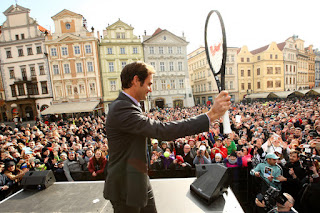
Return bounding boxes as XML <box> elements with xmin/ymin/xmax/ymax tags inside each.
<box><xmin>143</xmin><ymin>29</ymin><xmax>194</xmax><ymax>108</ymax></box>
<box><xmin>0</xmin><ymin>5</ymin><xmax>53</xmax><ymax>120</ymax></box>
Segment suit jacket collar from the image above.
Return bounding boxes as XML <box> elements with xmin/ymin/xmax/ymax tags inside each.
<box><xmin>118</xmin><ymin>92</ymin><xmax>141</xmax><ymax>107</ymax></box>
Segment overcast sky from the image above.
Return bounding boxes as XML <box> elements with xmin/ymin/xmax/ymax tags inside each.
<box><xmin>1</xmin><ymin>0</ymin><xmax>319</xmax><ymax>54</ymax></box>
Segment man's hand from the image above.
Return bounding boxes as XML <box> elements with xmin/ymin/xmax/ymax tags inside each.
<box><xmin>277</xmin><ymin>175</ymin><xmax>287</xmax><ymax>182</ymax></box>
<box><xmin>1</xmin><ymin>185</ymin><xmax>9</xmax><ymax>191</ymax></box>
<box><xmin>267</xmin><ymin>175</ymin><xmax>274</xmax><ymax>182</ymax></box>
<box><xmin>255</xmin><ymin>198</ymin><xmax>266</xmax><ymax>208</ymax></box>
<box><xmin>254</xmin><ymin>172</ymin><xmax>260</xmax><ymax>177</ymax></box>
<box><xmin>206</xmin><ymin>91</ymin><xmax>231</xmax><ymax>122</ymax></box>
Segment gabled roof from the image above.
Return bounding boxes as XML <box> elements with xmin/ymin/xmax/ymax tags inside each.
<box><xmin>38</xmin><ymin>25</ymin><xmax>49</xmax><ymax>33</ymax></box>
<box><xmin>51</xmin><ymin>9</ymin><xmax>82</xmax><ymax>20</ymax></box>
<box><xmin>143</xmin><ymin>28</ymin><xmax>188</xmax><ymax>44</ymax></box>
<box><xmin>107</xmin><ymin>19</ymin><xmax>133</xmax><ymax>30</ymax></box>
<box><xmin>277</xmin><ymin>42</ymin><xmax>286</xmax><ymax>51</ymax></box>
<box><xmin>3</xmin><ymin>4</ymin><xmax>30</xmax><ymax>16</ymax></box>
<box><xmin>250</xmin><ymin>42</ymin><xmax>284</xmax><ymax>55</ymax></box>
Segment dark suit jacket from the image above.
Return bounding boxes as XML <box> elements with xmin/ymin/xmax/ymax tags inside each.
<box><xmin>103</xmin><ymin>92</ymin><xmax>209</xmax><ymax>207</ymax></box>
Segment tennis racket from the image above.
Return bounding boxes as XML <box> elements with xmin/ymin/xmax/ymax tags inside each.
<box><xmin>204</xmin><ymin>10</ymin><xmax>232</xmax><ymax>134</ymax></box>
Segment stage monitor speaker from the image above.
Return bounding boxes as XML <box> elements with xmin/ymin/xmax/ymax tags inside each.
<box><xmin>21</xmin><ymin>170</ymin><xmax>56</xmax><ymax>190</ymax></box>
<box><xmin>190</xmin><ymin>164</ymin><xmax>229</xmax><ymax>204</ymax></box>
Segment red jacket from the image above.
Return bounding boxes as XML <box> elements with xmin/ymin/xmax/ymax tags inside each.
<box><xmin>210</xmin><ymin>144</ymin><xmax>228</xmax><ymax>159</ymax></box>
<box><xmin>88</xmin><ymin>156</ymin><xmax>107</xmax><ymax>174</ymax></box>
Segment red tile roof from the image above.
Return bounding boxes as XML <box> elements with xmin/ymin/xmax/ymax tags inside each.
<box><xmin>277</xmin><ymin>42</ymin><xmax>286</xmax><ymax>51</ymax></box>
<box><xmin>152</xmin><ymin>28</ymin><xmax>162</xmax><ymax>36</ymax></box>
<box><xmin>38</xmin><ymin>25</ymin><xmax>49</xmax><ymax>33</ymax></box>
<box><xmin>250</xmin><ymin>44</ymin><xmax>269</xmax><ymax>55</ymax></box>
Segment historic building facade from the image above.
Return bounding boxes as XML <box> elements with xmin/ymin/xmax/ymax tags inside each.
<box><xmin>0</xmin><ymin>4</ymin><xmax>53</xmax><ymax>121</ymax></box>
<box><xmin>45</xmin><ymin>9</ymin><xmax>102</xmax><ymax>107</ymax></box>
<box><xmin>237</xmin><ymin>46</ymin><xmax>254</xmax><ymax>100</ymax></box>
<box><xmin>306</xmin><ymin>45</ymin><xmax>315</xmax><ymax>88</ymax></box>
<box><xmin>293</xmin><ymin>37</ymin><xmax>309</xmax><ymax>90</ymax></box>
<box><xmin>143</xmin><ymin>28</ymin><xmax>194</xmax><ymax>108</ymax></box>
<box><xmin>315</xmin><ymin>50</ymin><xmax>320</xmax><ymax>88</ymax></box>
<box><xmin>279</xmin><ymin>37</ymin><xmax>298</xmax><ymax>91</ymax></box>
<box><xmin>99</xmin><ymin>19</ymin><xmax>144</xmax><ymax>111</ymax></box>
<box><xmin>188</xmin><ymin>47</ymin><xmax>239</xmax><ymax>105</ymax></box>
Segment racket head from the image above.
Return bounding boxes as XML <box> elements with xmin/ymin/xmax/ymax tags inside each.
<box><xmin>204</xmin><ymin>10</ymin><xmax>227</xmax><ymax>79</ymax></box>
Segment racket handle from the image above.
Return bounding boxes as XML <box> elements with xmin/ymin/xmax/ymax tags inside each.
<box><xmin>222</xmin><ymin>111</ymin><xmax>232</xmax><ymax>134</ymax></box>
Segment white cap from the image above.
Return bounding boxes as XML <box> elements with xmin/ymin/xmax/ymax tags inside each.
<box><xmin>199</xmin><ymin>145</ymin><xmax>206</xmax><ymax>151</ymax></box>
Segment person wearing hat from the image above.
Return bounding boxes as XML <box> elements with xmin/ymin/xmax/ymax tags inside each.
<box><xmin>250</xmin><ymin>153</ymin><xmax>287</xmax><ymax>192</ymax></box>
<box><xmin>210</xmin><ymin>137</ymin><xmax>228</xmax><ymax>160</ymax></box>
<box><xmin>224</xmin><ymin>151</ymin><xmax>242</xmax><ymax>168</ymax></box>
<box><xmin>169</xmin><ymin>155</ymin><xmax>191</xmax><ymax>172</ymax></box>
<box><xmin>193</xmin><ymin>145</ymin><xmax>211</xmax><ymax>165</ymax></box>
<box><xmin>150</xmin><ymin>139</ymin><xmax>163</xmax><ymax>155</ymax></box>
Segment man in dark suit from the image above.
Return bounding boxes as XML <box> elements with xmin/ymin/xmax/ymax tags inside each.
<box><xmin>103</xmin><ymin>61</ymin><xmax>231</xmax><ymax>213</ymax></box>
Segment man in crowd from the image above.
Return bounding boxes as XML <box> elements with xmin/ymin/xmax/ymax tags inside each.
<box><xmin>103</xmin><ymin>61</ymin><xmax>231</xmax><ymax>213</ymax></box>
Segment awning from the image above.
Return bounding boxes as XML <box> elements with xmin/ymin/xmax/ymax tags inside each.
<box><xmin>41</xmin><ymin>101</ymin><xmax>100</xmax><ymax>115</ymax></box>
<box><xmin>245</xmin><ymin>92</ymin><xmax>278</xmax><ymax>99</ymax></box>
<box><xmin>311</xmin><ymin>87</ymin><xmax>320</xmax><ymax>94</ymax></box>
<box><xmin>273</xmin><ymin>91</ymin><xmax>304</xmax><ymax>98</ymax></box>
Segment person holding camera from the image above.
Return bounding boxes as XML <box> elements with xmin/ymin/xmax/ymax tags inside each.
<box><xmin>193</xmin><ymin>145</ymin><xmax>211</xmax><ymax>165</ymax></box>
<box><xmin>255</xmin><ymin>192</ymin><xmax>295</xmax><ymax>213</ymax></box>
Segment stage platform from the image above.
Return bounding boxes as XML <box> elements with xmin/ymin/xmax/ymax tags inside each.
<box><xmin>0</xmin><ymin>178</ymin><xmax>243</xmax><ymax>213</ymax></box>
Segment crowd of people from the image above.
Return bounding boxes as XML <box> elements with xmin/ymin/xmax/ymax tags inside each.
<box><xmin>1</xmin><ymin>98</ymin><xmax>320</xmax><ymax>212</ymax></box>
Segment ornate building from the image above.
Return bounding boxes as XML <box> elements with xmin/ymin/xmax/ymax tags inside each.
<box><xmin>188</xmin><ymin>47</ymin><xmax>239</xmax><ymax>105</ymax></box>
<box><xmin>44</xmin><ymin>9</ymin><xmax>102</xmax><ymax>112</ymax></box>
<box><xmin>237</xmin><ymin>46</ymin><xmax>254</xmax><ymax>100</ymax></box>
<box><xmin>143</xmin><ymin>28</ymin><xmax>194</xmax><ymax>108</ymax></box>
<box><xmin>293</xmin><ymin>37</ymin><xmax>309</xmax><ymax>90</ymax></box>
<box><xmin>99</xmin><ymin>19</ymin><xmax>144</xmax><ymax>111</ymax></box>
<box><xmin>315</xmin><ymin>50</ymin><xmax>320</xmax><ymax>87</ymax></box>
<box><xmin>0</xmin><ymin>4</ymin><xmax>53</xmax><ymax>121</ymax></box>
<box><xmin>306</xmin><ymin>45</ymin><xmax>315</xmax><ymax>88</ymax></box>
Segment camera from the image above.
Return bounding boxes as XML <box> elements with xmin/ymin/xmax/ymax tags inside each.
<box><xmin>257</xmin><ymin>186</ymin><xmax>287</xmax><ymax>211</ymax></box>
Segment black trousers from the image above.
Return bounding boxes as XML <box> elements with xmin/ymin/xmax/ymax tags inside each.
<box><xmin>110</xmin><ymin>187</ymin><xmax>157</xmax><ymax>213</ymax></box>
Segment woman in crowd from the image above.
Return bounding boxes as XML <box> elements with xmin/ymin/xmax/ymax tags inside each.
<box><xmin>240</xmin><ymin>146</ymin><xmax>252</xmax><ymax>167</ymax></box>
<box><xmin>88</xmin><ymin>149</ymin><xmax>107</xmax><ymax>180</ymax></box>
<box><xmin>193</xmin><ymin>145</ymin><xmax>211</xmax><ymax>165</ymax></box>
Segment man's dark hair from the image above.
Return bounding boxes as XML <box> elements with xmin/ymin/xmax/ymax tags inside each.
<box><xmin>120</xmin><ymin>61</ymin><xmax>155</xmax><ymax>89</ymax></box>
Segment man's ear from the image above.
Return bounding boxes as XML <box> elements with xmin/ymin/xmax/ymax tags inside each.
<box><xmin>132</xmin><ymin>75</ymin><xmax>140</xmax><ymax>86</ymax></box>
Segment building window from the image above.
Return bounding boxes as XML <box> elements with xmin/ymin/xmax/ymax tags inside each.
<box><xmin>177</xmin><ymin>47</ymin><xmax>182</xmax><ymax>54</ymax></box>
<box><xmin>267</xmin><ymin>81</ymin><xmax>273</xmax><ymax>88</ymax></box>
<box><xmin>133</xmin><ymin>47</ymin><xmax>138</xmax><ymax>54</ymax></box>
<box><xmin>15</xmin><ymin>35</ymin><xmax>19</xmax><ymax>40</ymax></box>
<box><xmin>11</xmin><ymin>85</ymin><xmax>16</xmax><ymax>97</ymax></box>
<box><xmin>87</xmin><ymin>62</ymin><xmax>94</xmax><ymax>72</ymax></box>
<box><xmin>257</xmin><ymin>56</ymin><xmax>261</xmax><ymax>60</ymax></box>
<box><xmin>120</xmin><ymin>47</ymin><xmax>125</xmax><ymax>54</ymax></box>
<box><xmin>85</xmin><ymin>45</ymin><xmax>92</xmax><ymax>54</ymax></box>
<box><xmin>79</xmin><ymin>84</ymin><xmax>85</xmax><ymax>94</ymax></box>
<box><xmin>150</xmin><ymin>62</ymin><xmax>155</xmax><ymax>69</ymax></box>
<box><xmin>39</xmin><ymin>64</ymin><xmax>45</xmax><ymax>75</ymax></box>
<box><xmin>179</xmin><ymin>79</ymin><xmax>184</xmax><ymax>89</ymax></box>
<box><xmin>241</xmin><ymin>70</ymin><xmax>244</xmax><ymax>77</ymax></box>
<box><xmin>161</xmin><ymin>80</ymin><xmax>166</xmax><ymax>90</ymax></box>
<box><xmin>6</xmin><ymin>50</ymin><xmax>12</xmax><ymax>58</ymax></box>
<box><xmin>76</xmin><ymin>63</ymin><xmax>83</xmax><ymax>73</ymax></box>
<box><xmin>149</xmin><ymin>47</ymin><xmax>154</xmax><ymax>54</ymax></box>
<box><xmin>51</xmin><ymin>48</ymin><xmax>57</xmax><ymax>56</ymax></box>
<box><xmin>248</xmin><ymin>82</ymin><xmax>251</xmax><ymax>90</ymax></box>
<box><xmin>248</xmin><ymin>70</ymin><xmax>251</xmax><ymax>77</ymax></box>
<box><xmin>230</xmin><ymin>81</ymin><xmax>233</xmax><ymax>89</ymax></box>
<box><xmin>170</xmin><ymin>80</ymin><xmax>175</xmax><ymax>89</ymax></box>
<box><xmin>66</xmin><ymin>85</ymin><xmax>72</xmax><ymax>95</ymax></box>
<box><xmin>110</xmin><ymin>80</ymin><xmax>116</xmax><ymax>91</ymax></box>
<box><xmin>257</xmin><ymin>82</ymin><xmax>261</xmax><ymax>89</ymax></box>
<box><xmin>159</xmin><ymin>47</ymin><xmax>164</xmax><ymax>54</ymax></box>
<box><xmin>41</xmin><ymin>81</ymin><xmax>48</xmax><ymax>94</ymax></box>
<box><xmin>257</xmin><ymin>68</ymin><xmax>260</xmax><ymax>75</ymax></box>
<box><xmin>247</xmin><ymin>58</ymin><xmax>250</xmax><ymax>62</ymax></box>
<box><xmin>30</xmin><ymin>66</ymin><xmax>36</xmax><ymax>76</ymax></box>
<box><xmin>275</xmin><ymin>67</ymin><xmax>281</xmax><ymax>74</ymax></box>
<box><xmin>74</xmin><ymin>46</ymin><xmax>80</xmax><ymax>55</ymax></box>
<box><xmin>178</xmin><ymin>62</ymin><xmax>183</xmax><ymax>71</ymax></box>
<box><xmin>21</xmin><ymin>67</ymin><xmax>27</xmax><ymax>79</ymax></box>
<box><xmin>64</xmin><ymin>64</ymin><xmax>70</xmax><ymax>74</ymax></box>
<box><xmin>168</xmin><ymin>47</ymin><xmax>173</xmax><ymax>54</ymax></box>
<box><xmin>275</xmin><ymin>80</ymin><xmax>281</xmax><ymax>87</ymax></box>
<box><xmin>27</xmin><ymin>83</ymin><xmax>39</xmax><ymax>95</ymax></box>
<box><xmin>241</xmin><ymin>83</ymin><xmax>244</xmax><ymax>90</ymax></box>
<box><xmin>55</xmin><ymin>86</ymin><xmax>62</xmax><ymax>97</ymax></box>
<box><xmin>61</xmin><ymin>47</ymin><xmax>68</xmax><ymax>56</ymax></box>
<box><xmin>66</xmin><ymin>23</ymin><xmax>71</xmax><ymax>30</ymax></box>
<box><xmin>18</xmin><ymin>48</ymin><xmax>24</xmax><ymax>57</ymax></box>
<box><xmin>160</xmin><ymin>62</ymin><xmax>165</xmax><ymax>71</ymax></box>
<box><xmin>89</xmin><ymin>83</ymin><xmax>96</xmax><ymax>94</ymax></box>
<box><xmin>121</xmin><ymin>61</ymin><xmax>127</xmax><ymax>69</ymax></box>
<box><xmin>21</xmin><ymin>33</ymin><xmax>25</xmax><ymax>39</ymax></box>
<box><xmin>109</xmin><ymin>62</ymin><xmax>114</xmax><ymax>72</ymax></box>
<box><xmin>275</xmin><ymin>54</ymin><xmax>278</xmax><ymax>59</ymax></box>
<box><xmin>229</xmin><ymin>67</ymin><xmax>233</xmax><ymax>75</ymax></box>
<box><xmin>121</xmin><ymin>33</ymin><xmax>125</xmax><ymax>39</ymax></box>
<box><xmin>107</xmin><ymin>48</ymin><xmax>113</xmax><ymax>54</ymax></box>
<box><xmin>36</xmin><ymin>46</ymin><xmax>42</xmax><ymax>54</ymax></box>
<box><xmin>241</xmin><ymin>58</ymin><xmax>244</xmax><ymax>62</ymax></box>
<box><xmin>17</xmin><ymin>84</ymin><xmax>25</xmax><ymax>96</ymax></box>
<box><xmin>267</xmin><ymin>67</ymin><xmax>273</xmax><ymax>74</ymax></box>
<box><xmin>116</xmin><ymin>33</ymin><xmax>120</xmax><ymax>39</ymax></box>
<box><xmin>53</xmin><ymin>65</ymin><xmax>59</xmax><ymax>75</ymax></box>
<box><xmin>270</xmin><ymin>54</ymin><xmax>273</xmax><ymax>59</ymax></box>
<box><xmin>27</xmin><ymin>47</ymin><xmax>33</xmax><ymax>55</ymax></box>
<box><xmin>169</xmin><ymin>62</ymin><xmax>174</xmax><ymax>71</ymax></box>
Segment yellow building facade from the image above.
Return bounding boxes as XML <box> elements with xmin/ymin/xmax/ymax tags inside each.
<box><xmin>306</xmin><ymin>45</ymin><xmax>315</xmax><ymax>88</ymax></box>
<box><xmin>294</xmin><ymin>38</ymin><xmax>309</xmax><ymax>90</ymax></box>
<box><xmin>237</xmin><ymin>46</ymin><xmax>253</xmax><ymax>100</ymax></box>
<box><xmin>99</xmin><ymin>19</ymin><xmax>144</xmax><ymax>110</ymax></box>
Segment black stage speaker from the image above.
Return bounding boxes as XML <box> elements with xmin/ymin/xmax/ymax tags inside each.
<box><xmin>190</xmin><ymin>164</ymin><xmax>229</xmax><ymax>204</ymax></box>
<box><xmin>21</xmin><ymin>170</ymin><xmax>56</xmax><ymax>190</ymax></box>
